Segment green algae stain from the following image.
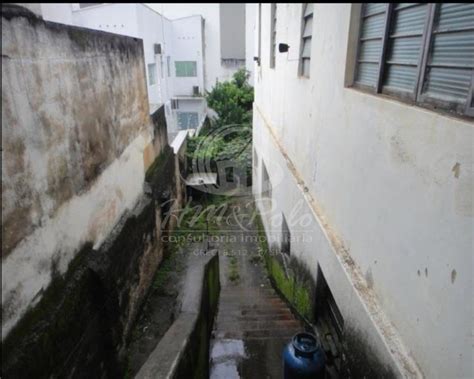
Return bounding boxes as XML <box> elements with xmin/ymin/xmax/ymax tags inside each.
<box><xmin>253</xmin><ymin>210</ymin><xmax>314</xmax><ymax>321</ymax></box>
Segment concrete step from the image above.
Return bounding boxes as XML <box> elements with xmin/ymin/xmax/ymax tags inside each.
<box><xmin>215</xmin><ymin>319</ymin><xmax>301</xmax><ymax>331</ymax></box>
<box><xmin>216</xmin><ymin>313</ymin><xmax>296</xmax><ymax>322</ymax></box>
<box><xmin>218</xmin><ymin>295</ymin><xmax>287</xmax><ymax>304</ymax></box>
<box><xmin>217</xmin><ymin>309</ymin><xmax>294</xmax><ymax>318</ymax></box>
<box><xmin>214</xmin><ymin>329</ymin><xmax>302</xmax><ymax>340</ymax></box>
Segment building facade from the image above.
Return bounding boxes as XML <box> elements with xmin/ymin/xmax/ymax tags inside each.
<box><xmin>253</xmin><ymin>3</ymin><xmax>473</xmax><ymax>378</ymax></box>
<box><xmin>147</xmin><ymin>3</ymin><xmax>248</xmax><ymax>89</ymax></box>
<box><xmin>40</xmin><ymin>3</ymin><xmax>208</xmax><ymax>141</ymax></box>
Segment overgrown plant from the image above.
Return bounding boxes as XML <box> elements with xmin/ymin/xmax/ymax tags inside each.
<box><xmin>205</xmin><ymin>68</ymin><xmax>254</xmax><ymax>127</ymax></box>
<box><xmin>186</xmin><ymin>69</ymin><xmax>254</xmax><ymax>186</ymax></box>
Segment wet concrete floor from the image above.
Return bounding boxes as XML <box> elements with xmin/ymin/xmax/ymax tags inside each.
<box><xmin>209</xmin><ymin>198</ymin><xmax>305</xmax><ymax>378</ymax></box>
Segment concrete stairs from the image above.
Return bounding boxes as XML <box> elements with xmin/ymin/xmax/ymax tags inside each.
<box><xmin>210</xmin><ymin>286</ymin><xmax>305</xmax><ymax>378</ymax></box>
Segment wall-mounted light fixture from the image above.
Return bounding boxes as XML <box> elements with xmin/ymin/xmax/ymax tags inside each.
<box><xmin>279</xmin><ymin>43</ymin><xmax>290</xmax><ymax>53</ymax></box>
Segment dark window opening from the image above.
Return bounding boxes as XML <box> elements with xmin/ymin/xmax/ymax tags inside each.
<box><xmin>281</xmin><ymin>214</ymin><xmax>291</xmax><ymax>255</ymax></box>
<box><xmin>261</xmin><ymin>162</ymin><xmax>272</xmax><ymax>211</ymax></box>
<box><xmin>315</xmin><ymin>265</ymin><xmax>345</xmax><ymax>372</ymax></box>
<box><xmin>225</xmin><ymin>167</ymin><xmax>234</xmax><ymax>183</ymax></box>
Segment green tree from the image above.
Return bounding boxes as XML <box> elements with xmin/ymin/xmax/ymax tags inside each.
<box><xmin>187</xmin><ymin>69</ymin><xmax>254</xmax><ymax>186</ymax></box>
<box><xmin>205</xmin><ymin>68</ymin><xmax>254</xmax><ymax>127</ymax></box>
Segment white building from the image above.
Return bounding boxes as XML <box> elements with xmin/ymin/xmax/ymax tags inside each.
<box><xmin>40</xmin><ymin>3</ymin><xmax>208</xmax><ymax>141</ymax></box>
<box><xmin>253</xmin><ymin>3</ymin><xmax>472</xmax><ymax>378</ymax></box>
<box><xmin>146</xmin><ymin>3</ymin><xmax>248</xmax><ymax>89</ymax></box>
<box><xmin>245</xmin><ymin>3</ymin><xmax>257</xmax><ymax>86</ymax></box>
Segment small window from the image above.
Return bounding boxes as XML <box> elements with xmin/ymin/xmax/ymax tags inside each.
<box><xmin>147</xmin><ymin>63</ymin><xmax>157</xmax><ymax>86</ymax></box>
<box><xmin>175</xmin><ymin>61</ymin><xmax>197</xmax><ymax>77</ymax></box>
<box><xmin>315</xmin><ymin>265</ymin><xmax>344</xmax><ymax>371</ymax></box>
<box><xmin>352</xmin><ymin>3</ymin><xmax>474</xmax><ymax>117</ymax></box>
<box><xmin>270</xmin><ymin>3</ymin><xmax>277</xmax><ymax>68</ymax></box>
<box><xmin>253</xmin><ymin>148</ymin><xmax>259</xmax><ymax>170</ymax></box>
<box><xmin>281</xmin><ymin>214</ymin><xmax>291</xmax><ymax>255</ymax></box>
<box><xmin>79</xmin><ymin>3</ymin><xmax>102</xmax><ymax>9</ymax></box>
<box><xmin>300</xmin><ymin>3</ymin><xmax>313</xmax><ymax>77</ymax></box>
<box><xmin>177</xmin><ymin>112</ymin><xmax>199</xmax><ymax>130</ymax></box>
<box><xmin>262</xmin><ymin>161</ymin><xmax>272</xmax><ymax>210</ymax></box>
<box><xmin>167</xmin><ymin>56</ymin><xmax>171</xmax><ymax>77</ymax></box>
<box><xmin>225</xmin><ymin>167</ymin><xmax>235</xmax><ymax>183</ymax></box>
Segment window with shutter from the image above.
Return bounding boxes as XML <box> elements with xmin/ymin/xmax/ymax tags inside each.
<box><xmin>270</xmin><ymin>3</ymin><xmax>277</xmax><ymax>68</ymax></box>
<box><xmin>300</xmin><ymin>3</ymin><xmax>314</xmax><ymax>78</ymax></box>
<box><xmin>383</xmin><ymin>4</ymin><xmax>429</xmax><ymax>97</ymax></box>
<box><xmin>352</xmin><ymin>3</ymin><xmax>474</xmax><ymax>118</ymax></box>
<box><xmin>355</xmin><ymin>3</ymin><xmax>388</xmax><ymax>88</ymax></box>
<box><xmin>419</xmin><ymin>3</ymin><xmax>474</xmax><ymax>114</ymax></box>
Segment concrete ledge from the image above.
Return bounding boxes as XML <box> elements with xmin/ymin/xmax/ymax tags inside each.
<box><xmin>170</xmin><ymin>130</ymin><xmax>188</xmax><ymax>154</ymax></box>
<box><xmin>135</xmin><ymin>251</ymin><xmax>220</xmax><ymax>379</ymax></box>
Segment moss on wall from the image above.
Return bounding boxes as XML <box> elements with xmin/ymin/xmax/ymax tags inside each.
<box><xmin>253</xmin><ymin>211</ymin><xmax>315</xmax><ymax>322</ymax></box>
<box><xmin>2</xmin><ymin>150</ymin><xmax>179</xmax><ymax>378</ymax></box>
<box><xmin>1</xmin><ymin>243</ymin><xmax>121</xmax><ymax>378</ymax></box>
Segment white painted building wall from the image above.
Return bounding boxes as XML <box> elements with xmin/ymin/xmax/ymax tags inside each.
<box><xmin>170</xmin><ymin>16</ymin><xmax>205</xmax><ymax>97</ymax></box>
<box><xmin>245</xmin><ymin>3</ymin><xmax>257</xmax><ymax>86</ymax></box>
<box><xmin>40</xmin><ymin>3</ymin><xmax>207</xmax><ymax>141</ymax></box>
<box><xmin>253</xmin><ymin>3</ymin><xmax>472</xmax><ymax>379</ymax></box>
<box><xmin>147</xmin><ymin>3</ymin><xmax>252</xmax><ymax>89</ymax></box>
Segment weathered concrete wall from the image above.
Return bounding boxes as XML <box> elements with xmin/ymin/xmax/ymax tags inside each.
<box><xmin>135</xmin><ymin>252</ymin><xmax>220</xmax><ymax>379</ymax></box>
<box><xmin>1</xmin><ymin>186</ymin><xmax>175</xmax><ymax>378</ymax></box>
<box><xmin>253</xmin><ymin>3</ymin><xmax>473</xmax><ymax>379</ymax></box>
<box><xmin>1</xmin><ymin>4</ymin><xmax>157</xmax><ymax>342</ymax></box>
<box><xmin>1</xmin><ymin>8</ymin><xmax>181</xmax><ymax>376</ymax></box>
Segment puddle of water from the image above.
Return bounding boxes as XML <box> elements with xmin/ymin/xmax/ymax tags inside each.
<box><xmin>211</xmin><ymin>339</ymin><xmax>246</xmax><ymax>360</ymax></box>
<box><xmin>210</xmin><ymin>361</ymin><xmax>240</xmax><ymax>379</ymax></box>
<box><xmin>210</xmin><ymin>339</ymin><xmax>246</xmax><ymax>379</ymax></box>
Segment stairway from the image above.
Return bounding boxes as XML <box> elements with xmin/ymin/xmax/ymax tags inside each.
<box><xmin>210</xmin><ymin>258</ymin><xmax>305</xmax><ymax>378</ymax></box>
<box><xmin>208</xmin><ymin>198</ymin><xmax>306</xmax><ymax>378</ymax></box>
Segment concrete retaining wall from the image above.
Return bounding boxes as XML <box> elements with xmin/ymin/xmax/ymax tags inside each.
<box><xmin>1</xmin><ymin>3</ymin><xmax>156</xmax><ymax>339</ymax></box>
<box><xmin>1</xmin><ymin>5</ymin><xmax>183</xmax><ymax>378</ymax></box>
<box><xmin>135</xmin><ymin>252</ymin><xmax>220</xmax><ymax>379</ymax></box>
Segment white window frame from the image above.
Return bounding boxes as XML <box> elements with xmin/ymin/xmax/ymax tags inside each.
<box><xmin>147</xmin><ymin>63</ymin><xmax>157</xmax><ymax>86</ymax></box>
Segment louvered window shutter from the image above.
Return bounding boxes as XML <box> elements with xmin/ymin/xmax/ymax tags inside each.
<box><xmin>419</xmin><ymin>3</ymin><xmax>474</xmax><ymax>114</ymax></box>
<box><xmin>300</xmin><ymin>3</ymin><xmax>314</xmax><ymax>77</ymax></box>
<box><xmin>270</xmin><ymin>4</ymin><xmax>277</xmax><ymax>68</ymax></box>
<box><xmin>353</xmin><ymin>3</ymin><xmax>474</xmax><ymax>117</ymax></box>
<box><xmin>382</xmin><ymin>4</ymin><xmax>430</xmax><ymax>97</ymax></box>
<box><xmin>355</xmin><ymin>3</ymin><xmax>388</xmax><ymax>88</ymax></box>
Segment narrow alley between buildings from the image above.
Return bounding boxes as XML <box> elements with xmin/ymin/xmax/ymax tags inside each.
<box><xmin>2</xmin><ymin>3</ymin><xmax>473</xmax><ymax>379</ymax></box>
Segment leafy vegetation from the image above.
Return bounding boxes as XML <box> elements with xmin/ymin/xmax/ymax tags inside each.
<box><xmin>254</xmin><ymin>210</ymin><xmax>314</xmax><ymax>320</ymax></box>
<box><xmin>186</xmin><ymin>68</ymin><xmax>254</xmax><ymax>187</ymax></box>
<box><xmin>205</xmin><ymin>68</ymin><xmax>254</xmax><ymax>127</ymax></box>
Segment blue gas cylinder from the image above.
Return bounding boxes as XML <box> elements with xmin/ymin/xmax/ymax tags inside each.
<box><xmin>283</xmin><ymin>332</ymin><xmax>325</xmax><ymax>379</ymax></box>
